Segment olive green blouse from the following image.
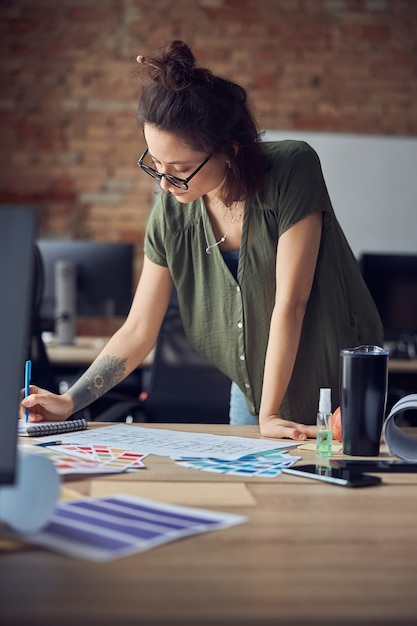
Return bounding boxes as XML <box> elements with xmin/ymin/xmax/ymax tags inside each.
<box><xmin>144</xmin><ymin>140</ymin><xmax>383</xmax><ymax>424</ymax></box>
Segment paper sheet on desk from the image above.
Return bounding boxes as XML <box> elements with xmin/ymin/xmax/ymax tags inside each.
<box><xmin>36</xmin><ymin>424</ymin><xmax>299</xmax><ymax>460</ymax></box>
<box><xmin>20</xmin><ymin>443</ymin><xmax>146</xmax><ymax>475</ymax></box>
<box><xmin>174</xmin><ymin>448</ymin><xmax>301</xmax><ymax>477</ymax></box>
<box><xmin>18</xmin><ymin>494</ymin><xmax>247</xmax><ymax>561</ymax></box>
<box><xmin>383</xmin><ymin>393</ymin><xmax>417</xmax><ymax>462</ymax></box>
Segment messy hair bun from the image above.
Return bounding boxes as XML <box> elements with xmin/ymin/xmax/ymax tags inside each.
<box><xmin>137</xmin><ymin>40</ymin><xmax>207</xmax><ymax>92</ymax></box>
<box><xmin>137</xmin><ymin>40</ymin><xmax>265</xmax><ymax>205</ymax></box>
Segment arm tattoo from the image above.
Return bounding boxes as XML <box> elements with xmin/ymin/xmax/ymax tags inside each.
<box><xmin>67</xmin><ymin>355</ymin><xmax>128</xmax><ymax>413</ymax></box>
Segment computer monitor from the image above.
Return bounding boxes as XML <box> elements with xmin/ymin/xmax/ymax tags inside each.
<box><xmin>0</xmin><ymin>207</ymin><xmax>36</xmax><ymax>486</ymax></box>
<box><xmin>359</xmin><ymin>253</ymin><xmax>417</xmax><ymax>342</ymax></box>
<box><xmin>37</xmin><ymin>240</ymin><xmax>134</xmax><ymax>330</ymax></box>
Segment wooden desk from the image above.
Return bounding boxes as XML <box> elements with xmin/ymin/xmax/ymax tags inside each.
<box><xmin>389</xmin><ymin>358</ymin><xmax>417</xmax><ymax>374</ymax></box>
<box><xmin>1</xmin><ymin>423</ymin><xmax>417</xmax><ymax>626</ymax></box>
<box><xmin>45</xmin><ymin>336</ymin><xmax>154</xmax><ymax>368</ymax></box>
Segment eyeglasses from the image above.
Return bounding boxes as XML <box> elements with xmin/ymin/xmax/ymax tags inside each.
<box><xmin>137</xmin><ymin>148</ymin><xmax>212</xmax><ymax>190</ymax></box>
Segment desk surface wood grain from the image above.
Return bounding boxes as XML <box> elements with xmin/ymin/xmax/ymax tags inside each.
<box><xmin>45</xmin><ymin>335</ymin><xmax>154</xmax><ymax>368</ymax></box>
<box><xmin>1</xmin><ymin>423</ymin><xmax>417</xmax><ymax>626</ymax></box>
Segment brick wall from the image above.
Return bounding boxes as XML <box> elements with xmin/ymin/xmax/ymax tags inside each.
<box><xmin>1</xmin><ymin>0</ymin><xmax>416</xmax><ymax>280</ymax></box>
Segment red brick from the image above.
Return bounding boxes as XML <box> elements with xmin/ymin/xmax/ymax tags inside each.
<box><xmin>0</xmin><ymin>0</ymin><xmax>415</xmax><ymax>270</ymax></box>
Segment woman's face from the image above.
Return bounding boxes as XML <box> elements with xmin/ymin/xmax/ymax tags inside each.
<box><xmin>143</xmin><ymin>124</ymin><xmax>228</xmax><ymax>203</ymax></box>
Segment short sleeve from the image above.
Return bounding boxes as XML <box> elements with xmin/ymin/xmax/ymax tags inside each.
<box><xmin>143</xmin><ymin>196</ymin><xmax>169</xmax><ymax>267</ymax></box>
<box><xmin>275</xmin><ymin>143</ymin><xmax>333</xmax><ymax>237</ymax></box>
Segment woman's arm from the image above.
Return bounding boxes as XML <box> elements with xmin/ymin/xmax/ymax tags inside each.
<box><xmin>259</xmin><ymin>211</ymin><xmax>322</xmax><ymax>440</ymax></box>
<box><xmin>22</xmin><ymin>257</ymin><xmax>173</xmax><ymax>422</ymax></box>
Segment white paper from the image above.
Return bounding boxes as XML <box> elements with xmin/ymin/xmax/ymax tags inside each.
<box><xmin>36</xmin><ymin>424</ymin><xmax>298</xmax><ymax>460</ymax></box>
<box><xmin>383</xmin><ymin>393</ymin><xmax>417</xmax><ymax>462</ymax></box>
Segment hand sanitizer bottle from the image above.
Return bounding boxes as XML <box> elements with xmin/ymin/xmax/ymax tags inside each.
<box><xmin>316</xmin><ymin>388</ymin><xmax>332</xmax><ymax>457</ymax></box>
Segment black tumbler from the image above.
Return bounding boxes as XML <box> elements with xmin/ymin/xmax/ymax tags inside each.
<box><xmin>340</xmin><ymin>345</ymin><xmax>389</xmax><ymax>456</ymax></box>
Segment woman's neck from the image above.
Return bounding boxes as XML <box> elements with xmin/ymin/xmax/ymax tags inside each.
<box><xmin>201</xmin><ymin>196</ymin><xmax>245</xmax><ymax>253</ymax></box>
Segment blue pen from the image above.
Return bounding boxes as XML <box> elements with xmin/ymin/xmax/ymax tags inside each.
<box><xmin>24</xmin><ymin>359</ymin><xmax>32</xmax><ymax>423</ymax></box>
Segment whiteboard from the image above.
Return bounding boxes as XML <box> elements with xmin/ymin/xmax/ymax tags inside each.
<box><xmin>264</xmin><ymin>130</ymin><xmax>417</xmax><ymax>259</ymax></box>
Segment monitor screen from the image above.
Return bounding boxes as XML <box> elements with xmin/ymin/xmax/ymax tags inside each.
<box><xmin>37</xmin><ymin>240</ymin><xmax>134</xmax><ymax>329</ymax></box>
<box><xmin>0</xmin><ymin>207</ymin><xmax>36</xmax><ymax>486</ymax></box>
<box><xmin>359</xmin><ymin>253</ymin><xmax>417</xmax><ymax>342</ymax></box>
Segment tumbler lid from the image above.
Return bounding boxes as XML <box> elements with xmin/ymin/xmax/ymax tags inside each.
<box><xmin>340</xmin><ymin>345</ymin><xmax>389</xmax><ymax>356</ymax></box>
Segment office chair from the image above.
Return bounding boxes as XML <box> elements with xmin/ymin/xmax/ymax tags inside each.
<box><xmin>28</xmin><ymin>244</ymin><xmax>60</xmax><ymax>394</ymax></box>
<box><xmin>97</xmin><ymin>292</ymin><xmax>232</xmax><ymax>424</ymax></box>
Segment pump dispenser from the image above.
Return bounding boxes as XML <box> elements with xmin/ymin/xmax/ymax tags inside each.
<box><xmin>316</xmin><ymin>388</ymin><xmax>333</xmax><ymax>457</ymax></box>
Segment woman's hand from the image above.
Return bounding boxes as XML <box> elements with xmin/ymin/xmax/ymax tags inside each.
<box><xmin>20</xmin><ymin>386</ymin><xmax>74</xmax><ymax>423</ymax></box>
<box><xmin>260</xmin><ymin>414</ymin><xmax>317</xmax><ymax>441</ymax></box>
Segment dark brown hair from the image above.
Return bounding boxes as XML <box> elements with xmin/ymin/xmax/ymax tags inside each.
<box><xmin>137</xmin><ymin>40</ymin><xmax>266</xmax><ymax>206</ymax></box>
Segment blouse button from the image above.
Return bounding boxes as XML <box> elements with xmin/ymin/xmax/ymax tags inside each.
<box><xmin>239</xmin><ymin>354</ymin><xmax>246</xmax><ymax>361</ymax></box>
<box><xmin>237</xmin><ymin>322</ymin><xmax>243</xmax><ymax>329</ymax></box>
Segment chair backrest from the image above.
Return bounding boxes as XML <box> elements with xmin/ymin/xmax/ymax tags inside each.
<box><xmin>28</xmin><ymin>244</ymin><xmax>59</xmax><ymax>394</ymax></box>
<box><xmin>144</xmin><ymin>292</ymin><xmax>231</xmax><ymax>424</ymax></box>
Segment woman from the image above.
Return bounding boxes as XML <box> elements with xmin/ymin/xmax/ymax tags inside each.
<box><xmin>22</xmin><ymin>40</ymin><xmax>383</xmax><ymax>440</ymax></box>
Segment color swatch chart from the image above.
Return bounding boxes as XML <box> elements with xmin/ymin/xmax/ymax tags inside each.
<box><xmin>21</xmin><ymin>494</ymin><xmax>246</xmax><ymax>561</ymax></box>
<box><xmin>23</xmin><ymin>443</ymin><xmax>146</xmax><ymax>475</ymax></box>
<box><xmin>175</xmin><ymin>448</ymin><xmax>301</xmax><ymax>477</ymax></box>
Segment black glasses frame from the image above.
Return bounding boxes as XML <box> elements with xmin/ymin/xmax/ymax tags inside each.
<box><xmin>137</xmin><ymin>148</ymin><xmax>212</xmax><ymax>190</ymax></box>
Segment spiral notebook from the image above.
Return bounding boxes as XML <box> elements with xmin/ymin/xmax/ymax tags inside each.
<box><xmin>18</xmin><ymin>418</ymin><xmax>88</xmax><ymax>437</ymax></box>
